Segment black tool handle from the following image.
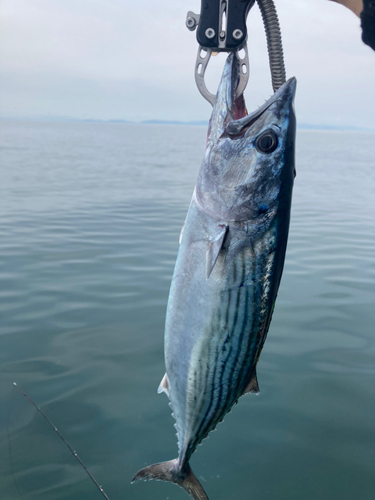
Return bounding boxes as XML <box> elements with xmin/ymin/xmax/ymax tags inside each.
<box><xmin>196</xmin><ymin>0</ymin><xmax>255</xmax><ymax>50</ymax></box>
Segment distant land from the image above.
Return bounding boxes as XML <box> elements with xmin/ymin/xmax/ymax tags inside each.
<box><xmin>0</xmin><ymin>116</ymin><xmax>370</xmax><ymax>131</ymax></box>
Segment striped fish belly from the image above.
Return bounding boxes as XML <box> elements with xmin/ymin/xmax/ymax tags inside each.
<box><xmin>165</xmin><ymin>193</ymin><xmax>283</xmax><ymax>466</ymax></box>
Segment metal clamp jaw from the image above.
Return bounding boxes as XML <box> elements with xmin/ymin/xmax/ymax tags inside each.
<box><xmin>194</xmin><ymin>45</ymin><xmax>249</xmax><ymax>107</ymax></box>
<box><xmin>186</xmin><ymin>0</ymin><xmax>255</xmax><ymax>105</ymax></box>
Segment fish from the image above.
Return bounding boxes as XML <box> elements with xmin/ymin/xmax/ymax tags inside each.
<box><xmin>133</xmin><ymin>52</ymin><xmax>296</xmax><ymax>500</ymax></box>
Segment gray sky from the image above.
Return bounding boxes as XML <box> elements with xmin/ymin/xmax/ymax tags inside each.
<box><xmin>1</xmin><ymin>0</ymin><xmax>374</xmax><ymax>128</ymax></box>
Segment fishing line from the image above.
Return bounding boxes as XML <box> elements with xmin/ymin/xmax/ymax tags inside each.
<box><xmin>13</xmin><ymin>382</ymin><xmax>111</xmax><ymax>500</ymax></box>
<box><xmin>7</xmin><ymin>384</ymin><xmax>27</xmax><ymax>500</ymax></box>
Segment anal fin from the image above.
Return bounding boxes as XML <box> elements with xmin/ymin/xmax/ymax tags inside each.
<box><xmin>157</xmin><ymin>373</ymin><xmax>170</xmax><ymax>397</ymax></box>
<box><xmin>206</xmin><ymin>224</ymin><xmax>228</xmax><ymax>279</ymax></box>
<box><xmin>242</xmin><ymin>369</ymin><xmax>260</xmax><ymax>395</ymax></box>
<box><xmin>179</xmin><ymin>220</ymin><xmax>186</xmax><ymax>244</ymax></box>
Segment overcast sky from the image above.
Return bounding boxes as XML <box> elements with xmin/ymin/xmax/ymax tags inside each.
<box><xmin>0</xmin><ymin>0</ymin><xmax>374</xmax><ymax>128</ymax></box>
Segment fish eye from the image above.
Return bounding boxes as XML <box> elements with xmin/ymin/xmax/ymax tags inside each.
<box><xmin>255</xmin><ymin>130</ymin><xmax>278</xmax><ymax>154</ymax></box>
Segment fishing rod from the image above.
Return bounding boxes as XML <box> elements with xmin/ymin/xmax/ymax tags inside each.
<box><xmin>185</xmin><ymin>0</ymin><xmax>286</xmax><ymax>105</ymax></box>
<box><xmin>13</xmin><ymin>383</ymin><xmax>111</xmax><ymax>500</ymax></box>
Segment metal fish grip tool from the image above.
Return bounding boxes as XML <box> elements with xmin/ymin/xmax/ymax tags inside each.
<box><xmin>186</xmin><ymin>0</ymin><xmax>286</xmax><ymax>105</ymax></box>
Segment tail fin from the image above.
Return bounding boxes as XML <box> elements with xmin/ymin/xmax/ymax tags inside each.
<box><xmin>132</xmin><ymin>459</ymin><xmax>209</xmax><ymax>500</ymax></box>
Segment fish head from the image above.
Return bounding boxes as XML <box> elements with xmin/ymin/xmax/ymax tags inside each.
<box><xmin>196</xmin><ymin>53</ymin><xmax>296</xmax><ymax>223</ymax></box>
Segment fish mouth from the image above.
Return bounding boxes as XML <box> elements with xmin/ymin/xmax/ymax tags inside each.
<box><xmin>208</xmin><ymin>52</ymin><xmax>296</xmax><ymax>142</ymax></box>
<box><xmin>226</xmin><ymin>77</ymin><xmax>296</xmax><ymax>138</ymax></box>
<box><xmin>207</xmin><ymin>53</ymin><xmax>245</xmax><ymax>142</ymax></box>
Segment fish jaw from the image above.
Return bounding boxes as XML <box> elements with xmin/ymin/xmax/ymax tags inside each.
<box><xmin>207</xmin><ymin>52</ymin><xmax>248</xmax><ymax>145</ymax></box>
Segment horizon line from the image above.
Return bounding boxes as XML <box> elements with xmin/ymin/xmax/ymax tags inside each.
<box><xmin>0</xmin><ymin>116</ymin><xmax>371</xmax><ymax>132</ymax></box>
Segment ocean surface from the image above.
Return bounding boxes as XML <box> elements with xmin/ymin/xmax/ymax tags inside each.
<box><xmin>0</xmin><ymin>120</ymin><xmax>374</xmax><ymax>500</ymax></box>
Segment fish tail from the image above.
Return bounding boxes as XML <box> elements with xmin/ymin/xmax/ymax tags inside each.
<box><xmin>132</xmin><ymin>458</ymin><xmax>209</xmax><ymax>500</ymax></box>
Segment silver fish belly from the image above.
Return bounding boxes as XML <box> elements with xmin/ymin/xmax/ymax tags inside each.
<box><xmin>133</xmin><ymin>53</ymin><xmax>296</xmax><ymax>500</ymax></box>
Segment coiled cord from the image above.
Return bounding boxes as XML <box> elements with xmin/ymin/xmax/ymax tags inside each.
<box><xmin>256</xmin><ymin>0</ymin><xmax>286</xmax><ymax>92</ymax></box>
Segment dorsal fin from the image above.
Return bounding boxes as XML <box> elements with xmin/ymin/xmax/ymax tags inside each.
<box><xmin>206</xmin><ymin>224</ymin><xmax>228</xmax><ymax>279</ymax></box>
<box><xmin>157</xmin><ymin>373</ymin><xmax>169</xmax><ymax>397</ymax></box>
<box><xmin>242</xmin><ymin>369</ymin><xmax>260</xmax><ymax>395</ymax></box>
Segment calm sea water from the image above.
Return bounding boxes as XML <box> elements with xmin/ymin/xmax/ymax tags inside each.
<box><xmin>0</xmin><ymin>120</ymin><xmax>374</xmax><ymax>500</ymax></box>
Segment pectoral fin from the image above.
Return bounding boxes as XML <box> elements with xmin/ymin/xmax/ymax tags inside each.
<box><xmin>242</xmin><ymin>370</ymin><xmax>260</xmax><ymax>395</ymax></box>
<box><xmin>157</xmin><ymin>373</ymin><xmax>170</xmax><ymax>397</ymax></box>
<box><xmin>206</xmin><ymin>224</ymin><xmax>228</xmax><ymax>279</ymax></box>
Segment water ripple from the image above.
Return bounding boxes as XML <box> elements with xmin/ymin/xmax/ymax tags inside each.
<box><xmin>0</xmin><ymin>123</ymin><xmax>374</xmax><ymax>500</ymax></box>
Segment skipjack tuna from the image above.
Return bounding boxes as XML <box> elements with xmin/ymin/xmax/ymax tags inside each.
<box><xmin>133</xmin><ymin>52</ymin><xmax>296</xmax><ymax>500</ymax></box>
